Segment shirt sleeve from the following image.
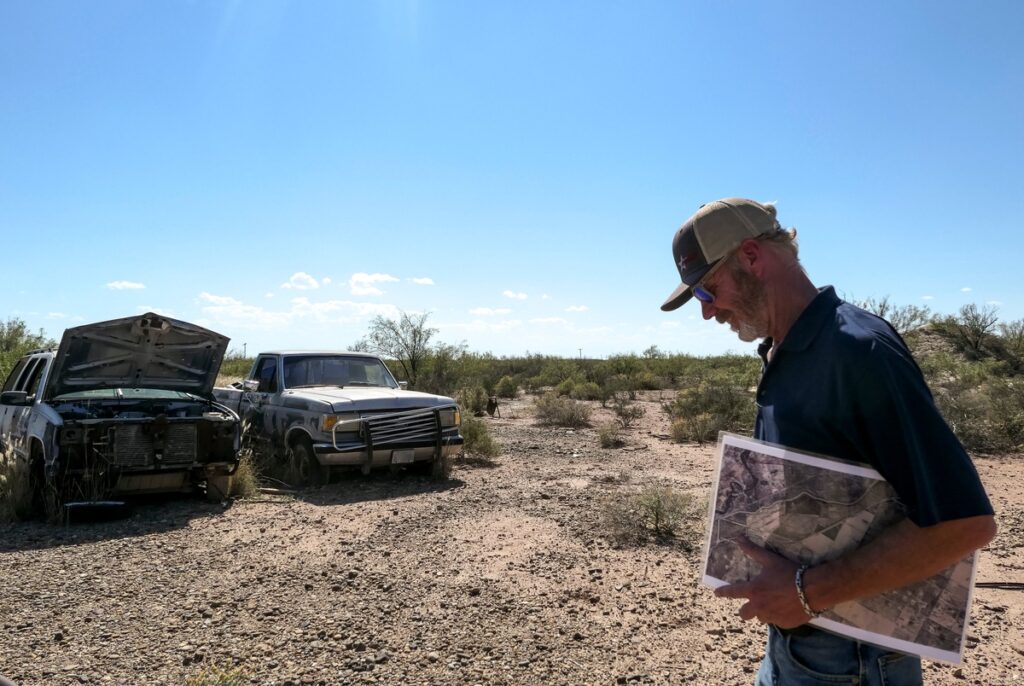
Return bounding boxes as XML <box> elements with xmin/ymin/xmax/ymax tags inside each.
<box><xmin>837</xmin><ymin>331</ymin><xmax>994</xmax><ymax>527</ymax></box>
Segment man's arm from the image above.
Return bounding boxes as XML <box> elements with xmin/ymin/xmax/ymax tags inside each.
<box><xmin>714</xmin><ymin>514</ymin><xmax>996</xmax><ymax>629</ymax></box>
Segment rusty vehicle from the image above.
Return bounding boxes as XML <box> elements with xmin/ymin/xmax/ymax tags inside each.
<box><xmin>0</xmin><ymin>313</ymin><xmax>241</xmax><ymax>516</ymax></box>
<box><xmin>213</xmin><ymin>351</ymin><xmax>463</xmax><ymax>485</ymax></box>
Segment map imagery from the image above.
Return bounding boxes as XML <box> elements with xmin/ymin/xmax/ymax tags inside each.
<box><xmin>702</xmin><ymin>434</ymin><xmax>976</xmax><ymax>663</ymax></box>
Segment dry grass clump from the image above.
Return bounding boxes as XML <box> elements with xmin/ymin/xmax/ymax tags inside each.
<box><xmin>598</xmin><ymin>423</ymin><xmax>625</xmax><ymax>448</ymax></box>
<box><xmin>0</xmin><ymin>457</ymin><xmax>35</xmax><ymax>522</ymax></box>
<box><xmin>228</xmin><ymin>451</ymin><xmax>260</xmax><ymax>498</ymax></box>
<box><xmin>185</xmin><ymin>662</ymin><xmax>249</xmax><ymax>686</ymax></box>
<box><xmin>533</xmin><ymin>393</ymin><xmax>591</xmax><ymax>428</ymax></box>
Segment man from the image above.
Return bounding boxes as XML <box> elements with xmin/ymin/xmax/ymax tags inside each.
<box><xmin>661</xmin><ymin>198</ymin><xmax>996</xmax><ymax>685</ymax></box>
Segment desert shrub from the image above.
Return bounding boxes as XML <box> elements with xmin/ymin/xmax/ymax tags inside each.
<box><xmin>456</xmin><ymin>386</ymin><xmax>489</xmax><ymax>416</ymax></box>
<box><xmin>218</xmin><ymin>353</ymin><xmax>254</xmax><ymax>380</ymax></box>
<box><xmin>611</xmin><ymin>393</ymin><xmax>645</xmax><ymax>429</ymax></box>
<box><xmin>571</xmin><ymin>381</ymin><xmax>603</xmax><ymax>401</ymax></box>
<box><xmin>601</xmin><ymin>486</ymin><xmax>696</xmax><ymax>546</ymax></box>
<box><xmin>598</xmin><ymin>423</ymin><xmax>624</xmax><ymax>448</ymax></box>
<box><xmin>494</xmin><ymin>375</ymin><xmax>518</xmax><ymax>399</ymax></box>
<box><xmin>919</xmin><ymin>352</ymin><xmax>1024</xmax><ymax>452</ymax></box>
<box><xmin>533</xmin><ymin>393</ymin><xmax>591</xmax><ymax>428</ymax></box>
<box><xmin>664</xmin><ymin>378</ymin><xmax>755</xmax><ymax>444</ymax></box>
<box><xmin>556</xmin><ymin>378</ymin><xmax>577</xmax><ymax>397</ymax></box>
<box><xmin>461</xmin><ymin>416</ymin><xmax>501</xmax><ymax>457</ymax></box>
<box><xmin>185</xmin><ymin>662</ymin><xmax>249</xmax><ymax>686</ymax></box>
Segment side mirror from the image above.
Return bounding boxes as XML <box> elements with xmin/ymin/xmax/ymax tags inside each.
<box><xmin>399</xmin><ymin>381</ymin><xmax>408</xmax><ymax>390</ymax></box>
<box><xmin>241</xmin><ymin>379</ymin><xmax>259</xmax><ymax>392</ymax></box>
<box><xmin>0</xmin><ymin>390</ymin><xmax>29</xmax><ymax>406</ymax></box>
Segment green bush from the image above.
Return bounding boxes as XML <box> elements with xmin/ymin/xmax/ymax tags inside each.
<box><xmin>664</xmin><ymin>377</ymin><xmax>755</xmax><ymax>445</ymax></box>
<box><xmin>570</xmin><ymin>381</ymin><xmax>603</xmax><ymax>401</ymax></box>
<box><xmin>461</xmin><ymin>416</ymin><xmax>501</xmax><ymax>457</ymax></box>
<box><xmin>456</xmin><ymin>386</ymin><xmax>489</xmax><ymax>416</ymax></box>
<box><xmin>533</xmin><ymin>393</ymin><xmax>592</xmax><ymax>428</ymax></box>
<box><xmin>556</xmin><ymin>378</ymin><xmax>577</xmax><ymax>397</ymax></box>
<box><xmin>494</xmin><ymin>375</ymin><xmax>518</xmax><ymax>399</ymax></box>
<box><xmin>601</xmin><ymin>486</ymin><xmax>696</xmax><ymax>546</ymax></box>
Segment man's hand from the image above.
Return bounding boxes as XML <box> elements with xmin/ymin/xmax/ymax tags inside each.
<box><xmin>713</xmin><ymin>537</ymin><xmax>812</xmax><ymax>629</ymax></box>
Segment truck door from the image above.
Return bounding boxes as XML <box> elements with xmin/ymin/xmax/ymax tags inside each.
<box><xmin>242</xmin><ymin>356</ymin><xmax>279</xmax><ymax>446</ymax></box>
<box><xmin>2</xmin><ymin>357</ymin><xmax>45</xmax><ymax>461</ymax></box>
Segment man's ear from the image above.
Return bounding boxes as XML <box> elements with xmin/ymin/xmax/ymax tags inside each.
<box><xmin>735</xmin><ymin>238</ymin><xmax>765</xmax><ymax>277</ymax></box>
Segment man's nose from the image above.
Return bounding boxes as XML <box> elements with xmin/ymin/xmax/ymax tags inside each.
<box><xmin>701</xmin><ymin>299</ymin><xmax>716</xmax><ymax>320</ymax></box>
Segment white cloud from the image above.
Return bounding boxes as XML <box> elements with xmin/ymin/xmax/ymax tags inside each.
<box><xmin>199</xmin><ymin>293</ymin><xmax>291</xmax><ymax>328</ymax></box>
<box><xmin>107</xmin><ymin>280</ymin><xmax>145</xmax><ymax>290</ymax></box>
<box><xmin>322</xmin><ymin>277</ymin><xmax>332</xmax><ymax>286</ymax></box>
<box><xmin>921</xmin><ymin>295</ymin><xmax>934</xmax><ymax>301</ymax></box>
<box><xmin>47</xmin><ymin>312</ymin><xmax>67</xmax><ymax>318</ymax></box>
<box><xmin>350</xmin><ymin>272</ymin><xmax>399</xmax><ymax>296</ymax></box>
<box><xmin>565</xmin><ymin>305</ymin><xmax>589</xmax><ymax>313</ymax></box>
<box><xmin>661</xmin><ymin>321</ymin><xmax>682</xmax><ymax>329</ymax></box>
<box><xmin>264</xmin><ymin>292</ymin><xmax>275</xmax><ymax>298</ymax></box>
<box><xmin>198</xmin><ymin>292</ymin><xmax>399</xmax><ymax>330</ymax></box>
<box><xmin>280</xmin><ymin>272</ymin><xmax>320</xmax><ymax>290</ymax></box>
<box><xmin>410</xmin><ymin>277</ymin><xmax>435</xmax><ymax>286</ymax></box>
<box><xmin>961</xmin><ymin>287</ymin><xmax>972</xmax><ymax>293</ymax></box>
<box><xmin>529</xmin><ymin>317</ymin><xmax>567</xmax><ymax>325</ymax></box>
<box><xmin>469</xmin><ymin>307</ymin><xmax>512</xmax><ymax>316</ymax></box>
<box><xmin>541</xmin><ymin>294</ymin><xmax>551</xmax><ymax>300</ymax></box>
<box><xmin>289</xmin><ymin>297</ymin><xmax>398</xmax><ymax>322</ymax></box>
<box><xmin>503</xmin><ymin>290</ymin><xmax>528</xmax><ymax>300</ymax></box>
<box><xmin>987</xmin><ymin>300</ymin><xmax>1003</xmax><ymax>306</ymax></box>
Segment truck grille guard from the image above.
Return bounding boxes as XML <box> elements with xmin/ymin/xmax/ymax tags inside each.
<box><xmin>330</xmin><ymin>404</ymin><xmax>460</xmax><ymax>472</ymax></box>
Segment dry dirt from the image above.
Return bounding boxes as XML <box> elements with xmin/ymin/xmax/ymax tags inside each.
<box><xmin>1</xmin><ymin>394</ymin><xmax>1022</xmax><ymax>686</ymax></box>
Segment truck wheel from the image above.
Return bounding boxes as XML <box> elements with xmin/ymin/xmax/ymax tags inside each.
<box><xmin>288</xmin><ymin>438</ymin><xmax>328</xmax><ymax>488</ymax></box>
<box><xmin>206</xmin><ymin>474</ymin><xmax>233</xmax><ymax>502</ymax></box>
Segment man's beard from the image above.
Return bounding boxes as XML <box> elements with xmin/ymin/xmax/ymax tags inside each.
<box><xmin>718</xmin><ymin>267</ymin><xmax>770</xmax><ymax>342</ymax></box>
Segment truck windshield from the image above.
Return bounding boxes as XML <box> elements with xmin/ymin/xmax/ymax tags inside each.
<box><xmin>281</xmin><ymin>355</ymin><xmax>398</xmax><ymax>390</ymax></box>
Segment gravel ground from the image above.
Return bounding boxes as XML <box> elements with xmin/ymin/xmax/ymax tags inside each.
<box><xmin>1</xmin><ymin>395</ymin><xmax>1022</xmax><ymax>685</ymax></box>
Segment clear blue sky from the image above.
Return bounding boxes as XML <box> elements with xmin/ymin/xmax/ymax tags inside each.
<box><xmin>2</xmin><ymin>1</ymin><xmax>1021</xmax><ymax>358</ymax></box>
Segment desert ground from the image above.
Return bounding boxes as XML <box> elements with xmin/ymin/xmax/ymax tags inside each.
<box><xmin>1</xmin><ymin>394</ymin><xmax>1022</xmax><ymax>686</ymax></box>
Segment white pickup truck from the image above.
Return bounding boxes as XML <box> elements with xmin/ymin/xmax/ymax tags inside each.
<box><xmin>212</xmin><ymin>351</ymin><xmax>463</xmax><ymax>485</ymax></box>
<box><xmin>0</xmin><ymin>313</ymin><xmax>241</xmax><ymax>517</ymax></box>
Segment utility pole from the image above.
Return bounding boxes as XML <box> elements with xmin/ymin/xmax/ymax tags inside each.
<box><xmin>578</xmin><ymin>348</ymin><xmax>583</xmax><ymax>360</ymax></box>
<box><xmin>243</xmin><ymin>342</ymin><xmax>247</xmax><ymax>357</ymax></box>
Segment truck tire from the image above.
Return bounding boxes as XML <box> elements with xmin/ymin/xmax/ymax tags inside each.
<box><xmin>288</xmin><ymin>437</ymin><xmax>328</xmax><ymax>488</ymax></box>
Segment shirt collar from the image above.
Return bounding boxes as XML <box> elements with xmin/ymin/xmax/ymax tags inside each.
<box><xmin>761</xmin><ymin>286</ymin><xmax>841</xmax><ymax>358</ymax></box>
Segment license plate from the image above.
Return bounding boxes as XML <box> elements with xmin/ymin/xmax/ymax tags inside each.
<box><xmin>391</xmin><ymin>449</ymin><xmax>415</xmax><ymax>464</ymax></box>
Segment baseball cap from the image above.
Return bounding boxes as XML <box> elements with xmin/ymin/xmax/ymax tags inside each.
<box><xmin>660</xmin><ymin>198</ymin><xmax>780</xmax><ymax>311</ymax></box>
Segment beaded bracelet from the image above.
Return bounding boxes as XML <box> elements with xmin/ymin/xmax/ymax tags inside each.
<box><xmin>795</xmin><ymin>565</ymin><xmax>822</xmax><ymax>619</ymax></box>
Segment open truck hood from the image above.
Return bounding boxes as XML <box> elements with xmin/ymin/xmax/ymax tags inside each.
<box><xmin>45</xmin><ymin>312</ymin><xmax>230</xmax><ymax>399</ymax></box>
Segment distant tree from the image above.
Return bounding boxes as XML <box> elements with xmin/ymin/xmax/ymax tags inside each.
<box><xmin>955</xmin><ymin>303</ymin><xmax>1000</xmax><ymax>357</ymax></box>
<box><xmin>354</xmin><ymin>311</ymin><xmax>437</xmax><ymax>388</ymax></box>
<box><xmin>642</xmin><ymin>344</ymin><xmax>663</xmax><ymax>360</ymax></box>
<box><xmin>1</xmin><ymin>318</ymin><xmax>55</xmax><ymax>382</ymax></box>
<box><xmin>853</xmin><ymin>295</ymin><xmax>933</xmax><ymax>336</ymax></box>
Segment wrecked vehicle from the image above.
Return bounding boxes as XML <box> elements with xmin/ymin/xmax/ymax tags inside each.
<box><xmin>0</xmin><ymin>313</ymin><xmax>241</xmax><ymax>516</ymax></box>
<box><xmin>213</xmin><ymin>351</ymin><xmax>463</xmax><ymax>485</ymax></box>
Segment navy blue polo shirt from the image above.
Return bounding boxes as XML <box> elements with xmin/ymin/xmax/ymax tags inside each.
<box><xmin>754</xmin><ymin>287</ymin><xmax>993</xmax><ymax>527</ymax></box>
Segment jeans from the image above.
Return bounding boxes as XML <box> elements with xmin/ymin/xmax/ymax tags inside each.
<box><xmin>755</xmin><ymin>625</ymin><xmax>922</xmax><ymax>686</ymax></box>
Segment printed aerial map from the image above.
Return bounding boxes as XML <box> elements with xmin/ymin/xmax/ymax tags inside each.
<box><xmin>702</xmin><ymin>433</ymin><xmax>977</xmax><ymax>663</ymax></box>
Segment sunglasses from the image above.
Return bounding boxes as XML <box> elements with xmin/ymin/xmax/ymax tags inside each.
<box><xmin>691</xmin><ymin>254</ymin><xmax>732</xmax><ymax>304</ymax></box>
